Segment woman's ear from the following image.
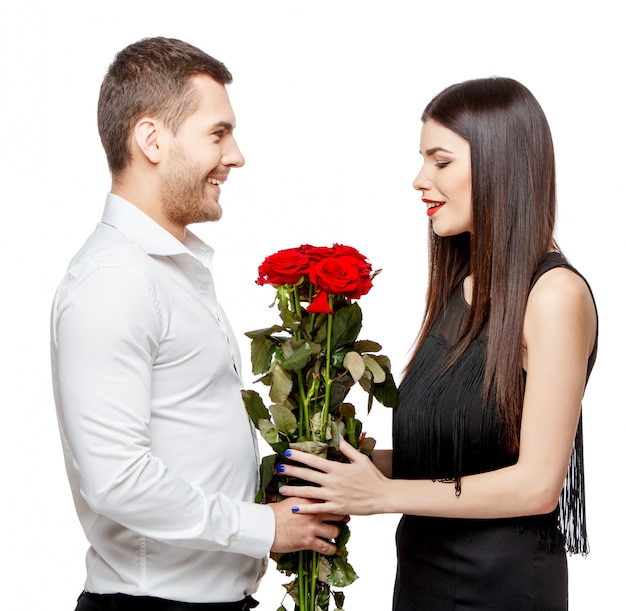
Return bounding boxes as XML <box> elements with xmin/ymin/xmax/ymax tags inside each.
<box><xmin>133</xmin><ymin>117</ymin><xmax>163</xmax><ymax>164</ymax></box>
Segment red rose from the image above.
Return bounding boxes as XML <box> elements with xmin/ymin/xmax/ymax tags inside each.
<box><xmin>307</xmin><ymin>290</ymin><xmax>333</xmax><ymax>314</ymax></box>
<box><xmin>257</xmin><ymin>247</ymin><xmax>310</xmax><ymax>286</ymax></box>
<box><xmin>309</xmin><ymin>254</ymin><xmax>373</xmax><ymax>300</ymax></box>
<box><xmin>331</xmin><ymin>244</ymin><xmax>370</xmax><ymax>264</ymax></box>
<box><xmin>299</xmin><ymin>244</ymin><xmax>337</xmax><ymax>262</ymax></box>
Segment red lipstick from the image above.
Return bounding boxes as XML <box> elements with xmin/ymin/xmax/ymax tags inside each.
<box><xmin>424</xmin><ymin>199</ymin><xmax>445</xmax><ymax>217</ymax></box>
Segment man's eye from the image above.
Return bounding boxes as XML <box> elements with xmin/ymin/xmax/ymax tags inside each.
<box><xmin>212</xmin><ymin>131</ymin><xmax>224</xmax><ymax>139</ymax></box>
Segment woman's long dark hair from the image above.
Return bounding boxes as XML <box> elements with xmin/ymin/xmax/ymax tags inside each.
<box><xmin>408</xmin><ymin>77</ymin><xmax>558</xmax><ymax>454</ymax></box>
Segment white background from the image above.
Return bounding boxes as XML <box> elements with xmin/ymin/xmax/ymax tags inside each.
<box><xmin>1</xmin><ymin>1</ymin><xmax>623</xmax><ymax>609</ymax></box>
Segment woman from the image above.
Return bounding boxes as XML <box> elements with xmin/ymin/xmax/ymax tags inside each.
<box><xmin>278</xmin><ymin>77</ymin><xmax>598</xmax><ymax>609</ymax></box>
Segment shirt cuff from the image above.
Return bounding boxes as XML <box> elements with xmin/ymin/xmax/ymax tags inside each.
<box><xmin>233</xmin><ymin>502</ymin><xmax>275</xmax><ymax>558</ymax></box>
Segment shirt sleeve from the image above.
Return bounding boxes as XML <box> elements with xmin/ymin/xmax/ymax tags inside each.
<box><xmin>51</xmin><ymin>264</ymin><xmax>275</xmax><ymax>558</ymax></box>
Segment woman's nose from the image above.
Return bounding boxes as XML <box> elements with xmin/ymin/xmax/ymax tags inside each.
<box><xmin>413</xmin><ymin>167</ymin><xmax>430</xmax><ymax>192</ymax></box>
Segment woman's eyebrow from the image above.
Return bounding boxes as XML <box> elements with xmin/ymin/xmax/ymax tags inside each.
<box><xmin>421</xmin><ymin>146</ymin><xmax>454</xmax><ymax>156</ymax></box>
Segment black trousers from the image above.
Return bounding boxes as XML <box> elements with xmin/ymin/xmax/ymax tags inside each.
<box><xmin>75</xmin><ymin>592</ymin><xmax>259</xmax><ymax>611</ymax></box>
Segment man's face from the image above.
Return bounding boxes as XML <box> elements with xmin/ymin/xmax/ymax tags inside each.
<box><xmin>160</xmin><ymin>75</ymin><xmax>244</xmax><ymax>230</ymax></box>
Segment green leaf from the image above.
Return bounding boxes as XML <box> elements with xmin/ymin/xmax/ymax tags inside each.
<box><xmin>363</xmin><ymin>354</ymin><xmax>386</xmax><ymax>383</ymax></box>
<box><xmin>329</xmin><ymin>303</ymin><xmax>362</xmax><ymax>350</ymax></box>
<box><xmin>274</xmin><ymin>551</ymin><xmax>299</xmax><ymax>575</ymax></box>
<box><xmin>269</xmin><ymin>364</ymin><xmax>293</xmax><ymax>403</ymax></box>
<box><xmin>280</xmin><ymin>338</ymin><xmax>295</xmax><ymax>358</ymax></box>
<box><xmin>318</xmin><ymin>555</ymin><xmax>331</xmax><ymax>584</ymax></box>
<box><xmin>244</xmin><ymin>324</ymin><xmax>284</xmax><ymax>339</ymax></box>
<box><xmin>259</xmin><ymin>418</ymin><xmax>280</xmax><ymax>445</ymax></box>
<box><xmin>359</xmin><ymin>436</ymin><xmax>377</xmax><ymax>456</ymax></box>
<box><xmin>250</xmin><ymin>334</ymin><xmax>275</xmax><ymax>375</ymax></box>
<box><xmin>354</xmin><ymin>339</ymin><xmax>382</xmax><ymax>352</ymax></box>
<box><xmin>270</xmin><ymin>403</ymin><xmax>298</xmax><ymax>436</ymax></box>
<box><xmin>343</xmin><ymin>351</ymin><xmax>365</xmax><ymax>382</ymax></box>
<box><xmin>370</xmin><ymin>353</ymin><xmax>392</xmax><ymax>370</ymax></box>
<box><xmin>281</xmin><ymin>340</ymin><xmax>313</xmax><ymax>371</ymax></box>
<box><xmin>241</xmin><ymin>389</ymin><xmax>270</xmax><ymax>427</ymax></box>
<box><xmin>257</xmin><ymin>454</ymin><xmax>277</xmax><ymax>503</ymax></box>
<box><xmin>335</xmin><ymin>521</ymin><xmax>351</xmax><ymax>549</ymax></box>
<box><xmin>329</xmin><ymin>346</ymin><xmax>349</xmax><ymax>369</ymax></box>
<box><xmin>289</xmin><ymin>440</ymin><xmax>328</xmax><ymax>457</ymax></box>
<box><xmin>332</xmin><ymin>590</ymin><xmax>346</xmax><ymax>609</ymax></box>
<box><xmin>308</xmin><ymin>341</ymin><xmax>322</xmax><ymax>356</ymax></box>
<box><xmin>280</xmin><ymin>305</ymin><xmax>302</xmax><ymax>332</ymax></box>
<box><xmin>373</xmin><ymin>367</ymin><xmax>399</xmax><ymax>408</ymax></box>
<box><xmin>313</xmin><ymin>314</ymin><xmax>328</xmax><ymax>346</ymax></box>
<box><xmin>328</xmin><ymin>554</ymin><xmax>358</xmax><ymax>587</ymax></box>
<box><xmin>339</xmin><ymin>403</ymin><xmax>356</xmax><ymax>419</ymax></box>
<box><xmin>315</xmin><ymin>588</ymin><xmax>330</xmax><ymax>610</ymax></box>
<box><xmin>329</xmin><ymin>377</ymin><xmax>353</xmax><ymax>410</ymax></box>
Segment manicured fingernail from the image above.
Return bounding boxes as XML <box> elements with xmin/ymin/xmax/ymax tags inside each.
<box><xmin>291</xmin><ymin>506</ymin><xmax>300</xmax><ymax>513</ymax></box>
<box><xmin>284</xmin><ymin>449</ymin><xmax>292</xmax><ymax>458</ymax></box>
<box><xmin>277</xmin><ymin>465</ymin><xmax>285</xmax><ymax>473</ymax></box>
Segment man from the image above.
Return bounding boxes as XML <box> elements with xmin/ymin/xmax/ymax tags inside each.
<box><xmin>50</xmin><ymin>37</ymin><xmax>341</xmax><ymax>611</ymax></box>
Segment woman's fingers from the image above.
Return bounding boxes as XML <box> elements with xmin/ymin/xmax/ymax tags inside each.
<box><xmin>279</xmin><ymin>482</ymin><xmax>329</xmax><ymax>502</ymax></box>
<box><xmin>284</xmin><ymin>448</ymin><xmax>334</xmax><ymax>472</ymax></box>
<box><xmin>285</xmin><ymin>439</ymin><xmax>363</xmax><ymax>469</ymax></box>
<box><xmin>338</xmin><ymin>438</ymin><xmax>364</xmax><ymax>461</ymax></box>
<box><xmin>281</xmin><ymin>440</ymin><xmax>367</xmax><ymax>481</ymax></box>
<box><xmin>288</xmin><ymin>500</ymin><xmax>332</xmax><ymax>515</ymax></box>
<box><xmin>277</xmin><ymin>462</ymin><xmax>327</xmax><ymax>484</ymax></box>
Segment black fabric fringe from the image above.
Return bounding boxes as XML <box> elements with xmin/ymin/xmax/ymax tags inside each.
<box><xmin>394</xmin><ymin>334</ymin><xmax>589</xmax><ymax>555</ymax></box>
<box><xmin>558</xmin><ymin>415</ymin><xmax>589</xmax><ymax>555</ymax></box>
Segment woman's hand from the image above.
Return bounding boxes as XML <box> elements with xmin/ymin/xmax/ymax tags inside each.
<box><xmin>277</xmin><ymin>439</ymin><xmax>391</xmax><ymax>515</ymax></box>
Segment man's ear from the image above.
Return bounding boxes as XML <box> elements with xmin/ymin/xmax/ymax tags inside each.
<box><xmin>133</xmin><ymin>117</ymin><xmax>164</xmax><ymax>164</ymax></box>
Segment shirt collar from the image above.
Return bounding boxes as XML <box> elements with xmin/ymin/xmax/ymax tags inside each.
<box><xmin>102</xmin><ymin>193</ymin><xmax>215</xmax><ymax>263</ymax></box>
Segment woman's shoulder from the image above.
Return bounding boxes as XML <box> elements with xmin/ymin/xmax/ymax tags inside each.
<box><xmin>530</xmin><ymin>251</ymin><xmax>595</xmax><ymax>304</ymax></box>
<box><xmin>530</xmin><ymin>265</ymin><xmax>591</xmax><ymax>307</ymax></box>
<box><xmin>525</xmin><ymin>264</ymin><xmax>597</xmax><ymax>356</ymax></box>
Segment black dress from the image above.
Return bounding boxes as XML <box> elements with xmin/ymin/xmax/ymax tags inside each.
<box><xmin>392</xmin><ymin>253</ymin><xmax>598</xmax><ymax>610</ymax></box>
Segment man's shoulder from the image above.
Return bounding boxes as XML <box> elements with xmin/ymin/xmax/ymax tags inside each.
<box><xmin>52</xmin><ymin>223</ymin><xmax>165</xmax><ymax>326</ymax></box>
<box><xmin>67</xmin><ymin>222</ymin><xmax>154</xmax><ymax>279</ymax></box>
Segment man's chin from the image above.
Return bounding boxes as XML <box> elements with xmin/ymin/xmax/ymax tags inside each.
<box><xmin>208</xmin><ymin>204</ymin><xmax>223</xmax><ymax>222</ymax></box>
<box><xmin>195</xmin><ymin>204</ymin><xmax>223</xmax><ymax>224</ymax></box>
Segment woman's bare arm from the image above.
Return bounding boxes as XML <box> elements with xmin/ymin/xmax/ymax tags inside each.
<box><xmin>279</xmin><ymin>268</ymin><xmax>597</xmax><ymax>519</ymax></box>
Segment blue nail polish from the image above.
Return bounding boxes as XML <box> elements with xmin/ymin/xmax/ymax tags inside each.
<box><xmin>284</xmin><ymin>449</ymin><xmax>292</xmax><ymax>458</ymax></box>
<box><xmin>291</xmin><ymin>506</ymin><xmax>299</xmax><ymax>513</ymax></box>
<box><xmin>277</xmin><ymin>465</ymin><xmax>285</xmax><ymax>473</ymax></box>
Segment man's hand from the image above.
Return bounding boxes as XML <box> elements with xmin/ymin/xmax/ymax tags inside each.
<box><xmin>269</xmin><ymin>498</ymin><xmax>345</xmax><ymax>555</ymax></box>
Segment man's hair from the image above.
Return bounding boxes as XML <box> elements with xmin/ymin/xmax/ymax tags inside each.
<box><xmin>97</xmin><ymin>36</ymin><xmax>232</xmax><ymax>173</ymax></box>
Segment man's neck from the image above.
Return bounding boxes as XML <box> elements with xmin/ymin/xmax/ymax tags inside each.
<box><xmin>111</xmin><ymin>180</ymin><xmax>186</xmax><ymax>243</ymax></box>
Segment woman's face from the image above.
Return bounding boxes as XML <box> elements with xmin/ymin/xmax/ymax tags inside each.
<box><xmin>413</xmin><ymin>119</ymin><xmax>472</xmax><ymax>237</ymax></box>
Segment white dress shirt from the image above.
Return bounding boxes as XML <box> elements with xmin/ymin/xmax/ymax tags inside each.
<box><xmin>50</xmin><ymin>194</ymin><xmax>275</xmax><ymax>603</ymax></box>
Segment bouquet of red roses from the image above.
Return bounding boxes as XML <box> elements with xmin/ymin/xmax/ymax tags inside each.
<box><xmin>242</xmin><ymin>244</ymin><xmax>397</xmax><ymax>611</ymax></box>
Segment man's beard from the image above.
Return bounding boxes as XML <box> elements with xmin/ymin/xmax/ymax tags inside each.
<box><xmin>160</xmin><ymin>153</ymin><xmax>222</xmax><ymax>229</ymax></box>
